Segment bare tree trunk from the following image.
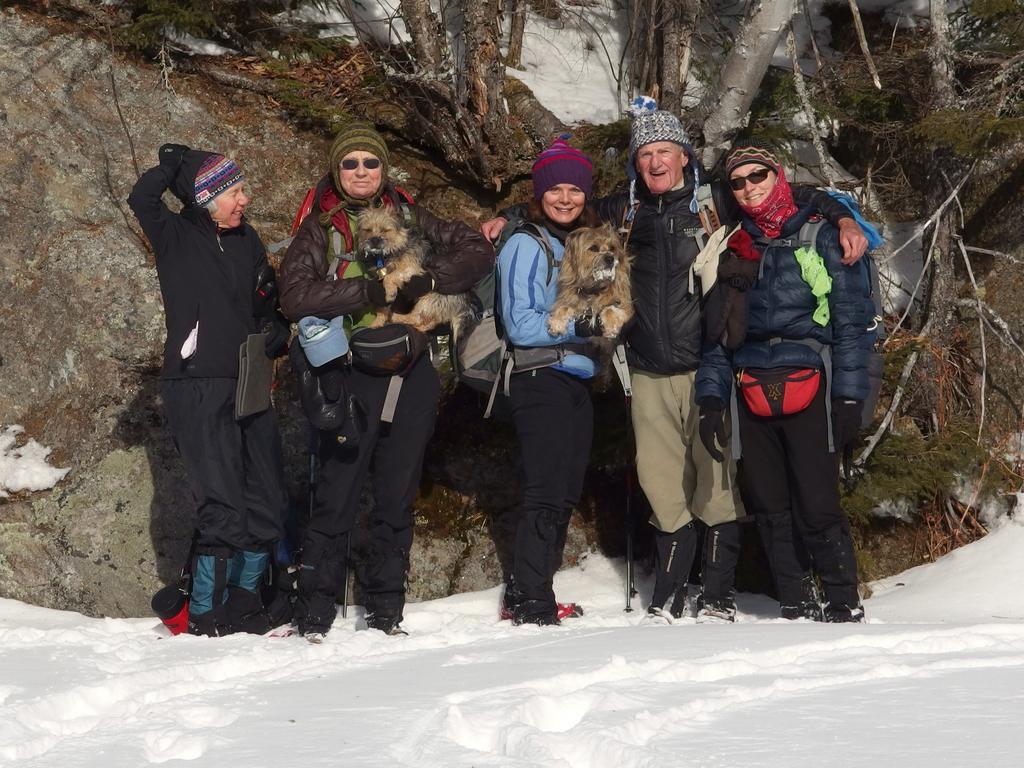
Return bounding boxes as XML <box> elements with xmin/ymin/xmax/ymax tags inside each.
<box><xmin>695</xmin><ymin>0</ymin><xmax>797</xmax><ymax>168</ymax></box>
<box><xmin>506</xmin><ymin>0</ymin><xmax>527</xmax><ymax>70</ymax></box>
<box><xmin>463</xmin><ymin>0</ymin><xmax>524</xmax><ymax>182</ymax></box>
<box><xmin>398</xmin><ymin>0</ymin><xmax>449</xmax><ymax>75</ymax></box>
<box><xmin>921</xmin><ymin>0</ymin><xmax>963</xmax><ymax>424</ymax></box>
<box><xmin>661</xmin><ymin>2</ymin><xmax>684</xmax><ymax>113</ymax></box>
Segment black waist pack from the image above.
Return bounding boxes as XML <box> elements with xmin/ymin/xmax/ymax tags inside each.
<box><xmin>349</xmin><ymin>323</ymin><xmax>428</xmax><ymax>377</ymax></box>
<box><xmin>289</xmin><ymin>343</ymin><xmax>366</xmax><ymax>446</ymax></box>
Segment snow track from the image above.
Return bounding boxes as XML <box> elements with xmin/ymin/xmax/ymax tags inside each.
<box><xmin>2</xmin><ymin>523</ymin><xmax>1024</xmax><ymax>766</ymax></box>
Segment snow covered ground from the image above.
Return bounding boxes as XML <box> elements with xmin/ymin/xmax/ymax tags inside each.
<box><xmin>2</xmin><ymin>518</ymin><xmax>1023</xmax><ymax>767</ymax></box>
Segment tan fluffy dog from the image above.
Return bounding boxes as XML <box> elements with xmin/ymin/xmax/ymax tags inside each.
<box><xmin>546</xmin><ymin>223</ymin><xmax>633</xmax><ymax>339</ymax></box>
<box><xmin>357</xmin><ymin>207</ymin><xmax>472</xmax><ymax>334</ymax></box>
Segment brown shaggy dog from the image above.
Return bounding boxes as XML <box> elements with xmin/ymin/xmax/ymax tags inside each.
<box><xmin>546</xmin><ymin>223</ymin><xmax>633</xmax><ymax>339</ymax></box>
<box><xmin>356</xmin><ymin>207</ymin><xmax>472</xmax><ymax>334</ymax></box>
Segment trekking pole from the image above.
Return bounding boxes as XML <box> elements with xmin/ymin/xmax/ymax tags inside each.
<box><xmin>613</xmin><ymin>343</ymin><xmax>637</xmax><ymax>613</ymax></box>
<box><xmin>341</xmin><ymin>531</ymin><xmax>351</xmax><ymax>619</ymax></box>
<box><xmin>624</xmin><ymin>398</ymin><xmax>636</xmax><ymax>612</ymax></box>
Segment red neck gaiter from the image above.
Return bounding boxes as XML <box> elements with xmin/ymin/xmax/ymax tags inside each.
<box><xmin>738</xmin><ymin>166</ymin><xmax>798</xmax><ymax>239</ymax></box>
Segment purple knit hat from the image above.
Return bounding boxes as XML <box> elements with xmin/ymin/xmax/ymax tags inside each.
<box><xmin>531</xmin><ymin>134</ymin><xmax>593</xmax><ymax>200</ymax></box>
<box><xmin>194</xmin><ymin>154</ymin><xmax>245</xmax><ymax>206</ymax></box>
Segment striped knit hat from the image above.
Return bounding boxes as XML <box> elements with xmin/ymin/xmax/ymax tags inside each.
<box><xmin>531</xmin><ymin>134</ymin><xmax>593</xmax><ymax>200</ymax></box>
<box><xmin>329</xmin><ymin>121</ymin><xmax>389</xmax><ymax>192</ymax></box>
<box><xmin>724</xmin><ymin>141</ymin><xmax>782</xmax><ymax>176</ymax></box>
<box><xmin>194</xmin><ymin>154</ymin><xmax>244</xmax><ymax>206</ymax></box>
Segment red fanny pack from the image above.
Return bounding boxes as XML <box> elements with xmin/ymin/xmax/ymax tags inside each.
<box><xmin>737</xmin><ymin>367</ymin><xmax>821</xmax><ymax>417</ymax></box>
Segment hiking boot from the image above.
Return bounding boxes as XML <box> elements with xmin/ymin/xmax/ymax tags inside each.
<box><xmin>696</xmin><ymin>596</ymin><xmax>737</xmax><ymax>624</ymax></box>
<box><xmin>187</xmin><ymin>610</ymin><xmax>222</xmax><ymax>637</ymax></box>
<box><xmin>513</xmin><ymin>612</ymin><xmax>560</xmax><ymax>627</ymax></box>
<box><xmin>824</xmin><ymin>603</ymin><xmax>865</xmax><ymax>623</ymax></box>
<box><xmin>668</xmin><ymin>585</ymin><xmax>694</xmax><ymax>620</ymax></box>
<box><xmin>365</xmin><ymin>613</ymin><xmax>408</xmax><ymax>635</ymax></box>
<box><xmin>779</xmin><ymin>574</ymin><xmax>824</xmax><ymax>621</ymax></box>
<box><xmin>500</xmin><ymin>583</ymin><xmax>581</xmax><ymax>622</ymax></box>
<box><xmin>780</xmin><ymin>600</ymin><xmax>825</xmax><ymax>621</ymax></box>
<box><xmin>512</xmin><ymin>599</ymin><xmax>559</xmax><ymax>627</ymax></box>
<box><xmin>650</xmin><ymin>524</ymin><xmax>698</xmax><ymax>611</ymax></box>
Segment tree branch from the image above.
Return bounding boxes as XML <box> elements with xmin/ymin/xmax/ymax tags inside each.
<box><xmin>847</xmin><ymin>0</ymin><xmax>881</xmax><ymax>90</ymax></box>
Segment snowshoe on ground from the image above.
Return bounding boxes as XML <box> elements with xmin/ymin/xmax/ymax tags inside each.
<box><xmin>780</xmin><ymin>601</ymin><xmax>825</xmax><ymax>621</ymax></box>
<box><xmin>499</xmin><ymin>582</ymin><xmax>581</xmax><ymax>622</ymax></box>
<box><xmin>824</xmin><ymin>603</ymin><xmax>865</xmax><ymax>623</ymax></box>
<box><xmin>303</xmin><ymin>631</ymin><xmax>327</xmax><ymax>644</ymax></box>
<box><xmin>644</xmin><ymin>606</ymin><xmax>675</xmax><ymax>625</ymax></box>
<box><xmin>696</xmin><ymin>596</ymin><xmax>737</xmax><ymax>624</ymax></box>
<box><xmin>556</xmin><ymin>602</ymin><xmax>584</xmax><ymax>620</ymax></box>
<box><xmin>365</xmin><ymin>613</ymin><xmax>408</xmax><ymax>636</ymax></box>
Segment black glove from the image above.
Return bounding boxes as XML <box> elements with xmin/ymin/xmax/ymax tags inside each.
<box><xmin>253</xmin><ymin>265</ymin><xmax>278</xmax><ymax>318</ymax></box>
<box><xmin>831</xmin><ymin>399</ymin><xmax>863</xmax><ymax>452</ymax></box>
<box><xmin>158</xmin><ymin>143</ymin><xmax>189</xmax><ymax>171</ymax></box>
<box><xmin>697</xmin><ymin>397</ymin><xmax>727</xmax><ymax>463</ymax></box>
<box><xmin>262</xmin><ymin>314</ymin><xmax>290</xmax><ymax>359</ymax></box>
<box><xmin>392</xmin><ymin>272</ymin><xmax>435</xmax><ymax>314</ymax></box>
<box><xmin>364</xmin><ymin>278</ymin><xmax>388</xmax><ymax>307</ymax></box>
<box><xmin>573</xmin><ymin>311</ymin><xmax>604</xmax><ymax>339</ymax></box>
<box><xmin>832</xmin><ymin>399</ymin><xmax>863</xmax><ymax>481</ymax></box>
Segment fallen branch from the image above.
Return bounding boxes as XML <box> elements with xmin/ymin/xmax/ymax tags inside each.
<box><xmin>855</xmin><ymin>338</ymin><xmax>924</xmax><ymax>469</ymax></box>
<box><xmin>954</xmin><ymin>235</ymin><xmax>987</xmax><ymax>442</ymax></box>
<box><xmin>955</xmin><ymin>299</ymin><xmax>1024</xmax><ymax>360</ymax></box>
<box><xmin>887</xmin><ymin>212</ymin><xmax>941</xmax><ymax>339</ymax></box>
<box><xmin>848</xmin><ymin>0</ymin><xmax>882</xmax><ymax>89</ymax></box>
<box><xmin>787</xmin><ymin>27</ymin><xmax>836</xmax><ymax>186</ymax></box>
<box><xmin>965</xmin><ymin>245</ymin><xmax>1022</xmax><ymax>265</ymax></box>
<box><xmin>880</xmin><ymin>165</ymin><xmax>974</xmax><ymax>263</ymax></box>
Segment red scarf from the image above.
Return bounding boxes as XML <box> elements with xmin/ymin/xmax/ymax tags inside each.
<box><xmin>737</xmin><ymin>165</ymin><xmax>798</xmax><ymax>239</ymax></box>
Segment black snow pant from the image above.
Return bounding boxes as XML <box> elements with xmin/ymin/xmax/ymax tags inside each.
<box><xmin>508</xmin><ymin>368</ymin><xmax>593</xmax><ymax>621</ymax></box>
<box><xmin>737</xmin><ymin>380</ymin><xmax>860</xmax><ymax>611</ymax></box>
<box><xmin>161</xmin><ymin>377</ymin><xmax>288</xmax><ymax>554</ymax></box>
<box><xmin>295</xmin><ymin>356</ymin><xmax>439</xmax><ymax>634</ymax></box>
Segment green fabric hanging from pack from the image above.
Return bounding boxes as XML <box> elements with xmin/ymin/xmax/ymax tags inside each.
<box><xmin>327</xmin><ymin>219</ymin><xmax>377</xmax><ymax>333</ymax></box>
<box><xmin>793</xmin><ymin>246</ymin><xmax>832</xmax><ymax>326</ymax></box>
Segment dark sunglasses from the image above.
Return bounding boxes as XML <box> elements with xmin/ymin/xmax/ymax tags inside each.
<box><xmin>340</xmin><ymin>157</ymin><xmax>382</xmax><ymax>171</ymax></box>
<box><xmin>729</xmin><ymin>167</ymin><xmax>772</xmax><ymax>190</ymax></box>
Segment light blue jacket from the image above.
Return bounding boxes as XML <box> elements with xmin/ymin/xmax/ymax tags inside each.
<box><xmin>497</xmin><ymin>229</ymin><xmax>596</xmax><ymax>379</ymax></box>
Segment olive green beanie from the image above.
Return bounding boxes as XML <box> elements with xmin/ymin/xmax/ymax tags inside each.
<box><xmin>328</xmin><ymin>121</ymin><xmax>389</xmax><ymax>192</ymax></box>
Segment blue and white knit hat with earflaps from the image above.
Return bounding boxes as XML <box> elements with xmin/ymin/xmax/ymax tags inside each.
<box><xmin>624</xmin><ymin>96</ymin><xmax>701</xmax><ymax>216</ymax></box>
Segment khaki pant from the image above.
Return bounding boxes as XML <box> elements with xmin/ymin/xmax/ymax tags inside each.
<box><xmin>632</xmin><ymin>370</ymin><xmax>744</xmax><ymax>533</ymax></box>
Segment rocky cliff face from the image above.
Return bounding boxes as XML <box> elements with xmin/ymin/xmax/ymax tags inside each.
<box><xmin>0</xmin><ymin>9</ymin><xmax>597</xmax><ymax>618</ymax></box>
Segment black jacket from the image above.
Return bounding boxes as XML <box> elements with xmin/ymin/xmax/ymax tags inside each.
<box><xmin>128</xmin><ymin>150</ymin><xmax>266</xmax><ymax>379</ymax></box>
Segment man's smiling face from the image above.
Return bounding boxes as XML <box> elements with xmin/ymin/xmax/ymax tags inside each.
<box><xmin>635</xmin><ymin>142</ymin><xmax>687</xmax><ymax>195</ymax></box>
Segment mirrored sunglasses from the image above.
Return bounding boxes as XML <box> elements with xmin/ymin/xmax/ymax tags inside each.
<box><xmin>729</xmin><ymin>167</ymin><xmax>772</xmax><ymax>190</ymax></box>
<box><xmin>340</xmin><ymin>157</ymin><xmax>382</xmax><ymax>171</ymax></box>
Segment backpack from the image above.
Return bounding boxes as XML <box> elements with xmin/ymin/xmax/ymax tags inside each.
<box><xmin>451</xmin><ymin>222</ymin><xmax>556</xmax><ymax>417</ymax></box>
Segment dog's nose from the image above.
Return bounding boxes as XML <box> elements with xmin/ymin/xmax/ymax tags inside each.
<box><xmin>602</xmin><ymin>254</ymin><xmax>615</xmax><ymax>269</ymax></box>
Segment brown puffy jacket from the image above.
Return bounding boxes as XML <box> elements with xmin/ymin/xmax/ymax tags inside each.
<box><xmin>279</xmin><ymin>180</ymin><xmax>494</xmax><ymax>321</ymax></box>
